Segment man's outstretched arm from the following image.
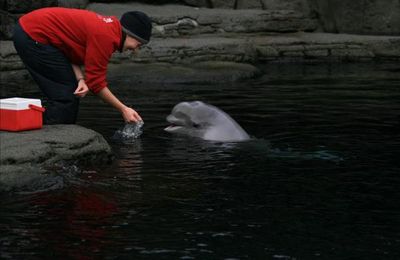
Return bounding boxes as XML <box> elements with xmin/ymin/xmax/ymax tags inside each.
<box><xmin>97</xmin><ymin>87</ymin><xmax>142</xmax><ymax>123</ymax></box>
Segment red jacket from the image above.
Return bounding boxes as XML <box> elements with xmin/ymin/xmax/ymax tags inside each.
<box><xmin>20</xmin><ymin>7</ymin><xmax>122</xmax><ymax>94</ymax></box>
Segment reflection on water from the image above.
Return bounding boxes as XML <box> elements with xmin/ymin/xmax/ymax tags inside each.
<box><xmin>1</xmin><ymin>63</ymin><xmax>399</xmax><ymax>259</ymax></box>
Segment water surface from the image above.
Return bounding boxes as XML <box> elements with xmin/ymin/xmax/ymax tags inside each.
<box><xmin>1</xmin><ymin>63</ymin><xmax>399</xmax><ymax>259</ymax></box>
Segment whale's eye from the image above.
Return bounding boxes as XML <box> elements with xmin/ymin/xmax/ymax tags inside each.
<box><xmin>192</xmin><ymin>123</ymin><xmax>200</xmax><ymax>128</ymax></box>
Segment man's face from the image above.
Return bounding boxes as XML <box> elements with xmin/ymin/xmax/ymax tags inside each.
<box><xmin>123</xmin><ymin>36</ymin><xmax>142</xmax><ymax>52</ymax></box>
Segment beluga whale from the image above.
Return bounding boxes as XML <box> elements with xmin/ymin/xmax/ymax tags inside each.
<box><xmin>164</xmin><ymin>101</ymin><xmax>250</xmax><ymax>142</ymax></box>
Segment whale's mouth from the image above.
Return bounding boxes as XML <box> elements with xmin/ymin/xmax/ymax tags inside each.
<box><xmin>164</xmin><ymin>123</ymin><xmax>184</xmax><ymax>132</ymax></box>
<box><xmin>165</xmin><ymin>115</ymin><xmax>186</xmax><ymax>132</ymax></box>
<box><xmin>164</xmin><ymin>112</ymin><xmax>204</xmax><ymax>132</ymax></box>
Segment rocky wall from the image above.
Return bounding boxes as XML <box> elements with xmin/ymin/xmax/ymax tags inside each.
<box><xmin>1</xmin><ymin>0</ymin><xmax>58</xmax><ymax>40</ymax></box>
<box><xmin>1</xmin><ymin>0</ymin><xmax>400</xmax><ymax>40</ymax></box>
<box><xmin>1</xmin><ymin>0</ymin><xmax>400</xmax><ymax>96</ymax></box>
<box><xmin>309</xmin><ymin>0</ymin><xmax>400</xmax><ymax>36</ymax></box>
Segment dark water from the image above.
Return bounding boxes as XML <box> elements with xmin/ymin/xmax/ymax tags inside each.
<box><xmin>1</xmin><ymin>63</ymin><xmax>400</xmax><ymax>259</ymax></box>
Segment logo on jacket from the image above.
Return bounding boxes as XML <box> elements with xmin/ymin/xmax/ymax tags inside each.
<box><xmin>97</xmin><ymin>14</ymin><xmax>114</xmax><ymax>23</ymax></box>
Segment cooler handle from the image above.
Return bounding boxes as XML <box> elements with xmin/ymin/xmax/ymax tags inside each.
<box><xmin>29</xmin><ymin>104</ymin><xmax>45</xmax><ymax>112</ymax></box>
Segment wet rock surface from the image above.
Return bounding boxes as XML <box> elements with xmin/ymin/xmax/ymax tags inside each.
<box><xmin>0</xmin><ymin>125</ymin><xmax>112</xmax><ymax>192</ymax></box>
<box><xmin>0</xmin><ymin>0</ymin><xmax>399</xmax><ymax>193</ymax></box>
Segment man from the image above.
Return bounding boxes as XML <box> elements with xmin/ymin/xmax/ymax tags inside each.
<box><xmin>13</xmin><ymin>7</ymin><xmax>152</xmax><ymax>124</ymax></box>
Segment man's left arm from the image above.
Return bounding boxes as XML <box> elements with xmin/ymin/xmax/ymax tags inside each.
<box><xmin>97</xmin><ymin>87</ymin><xmax>142</xmax><ymax>123</ymax></box>
<box><xmin>84</xmin><ymin>34</ymin><xmax>142</xmax><ymax>122</ymax></box>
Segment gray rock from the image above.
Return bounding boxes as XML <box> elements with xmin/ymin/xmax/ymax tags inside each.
<box><xmin>2</xmin><ymin>31</ymin><xmax>400</xmax><ymax>91</ymax></box>
<box><xmin>107</xmin><ymin>61</ymin><xmax>261</xmax><ymax>84</ymax></box>
<box><xmin>0</xmin><ymin>40</ymin><xmax>17</xmax><ymax>58</ymax></box>
<box><xmin>236</xmin><ymin>0</ymin><xmax>263</xmax><ymax>10</ymax></box>
<box><xmin>261</xmin><ymin>0</ymin><xmax>310</xmax><ymax>12</ymax></box>
<box><xmin>57</xmin><ymin>0</ymin><xmax>88</xmax><ymax>9</ymax></box>
<box><xmin>2</xmin><ymin>1</ymin><xmax>400</xmax><ymax>88</ymax></box>
<box><xmin>181</xmin><ymin>0</ymin><xmax>211</xmax><ymax>8</ymax></box>
<box><xmin>211</xmin><ymin>0</ymin><xmax>235</xmax><ymax>9</ymax></box>
<box><xmin>1</xmin><ymin>0</ymin><xmax>58</xmax><ymax>40</ymax></box>
<box><xmin>0</xmin><ymin>125</ymin><xmax>112</xmax><ymax>192</ymax></box>
<box><xmin>256</xmin><ymin>46</ymin><xmax>279</xmax><ymax>59</ymax></box>
<box><xmin>137</xmin><ymin>33</ymin><xmax>400</xmax><ymax>63</ymax></box>
<box><xmin>0</xmin><ymin>125</ymin><xmax>111</xmax><ymax>167</ymax></box>
<box><xmin>93</xmin><ymin>0</ymin><xmax>180</xmax><ymax>3</ymax></box>
<box><xmin>88</xmin><ymin>3</ymin><xmax>318</xmax><ymax>36</ymax></box>
<box><xmin>0</xmin><ymin>10</ymin><xmax>20</xmax><ymax>40</ymax></box>
<box><xmin>128</xmin><ymin>35</ymin><xmax>256</xmax><ymax>63</ymax></box>
<box><xmin>309</xmin><ymin>0</ymin><xmax>400</xmax><ymax>35</ymax></box>
<box><xmin>5</xmin><ymin>0</ymin><xmax>58</xmax><ymax>13</ymax></box>
<box><xmin>368</xmin><ymin>38</ymin><xmax>400</xmax><ymax>57</ymax></box>
<box><xmin>303</xmin><ymin>49</ymin><xmax>329</xmax><ymax>57</ymax></box>
<box><xmin>0</xmin><ymin>41</ymin><xmax>25</xmax><ymax>71</ymax></box>
<box><xmin>0</xmin><ymin>58</ymin><xmax>24</xmax><ymax>71</ymax></box>
<box><xmin>0</xmin><ymin>70</ymin><xmax>33</xmax><ymax>93</ymax></box>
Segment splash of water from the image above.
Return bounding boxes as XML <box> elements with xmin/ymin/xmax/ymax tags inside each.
<box><xmin>113</xmin><ymin>121</ymin><xmax>144</xmax><ymax>143</ymax></box>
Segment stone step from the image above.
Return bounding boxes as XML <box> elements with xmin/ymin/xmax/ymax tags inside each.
<box><xmin>2</xmin><ymin>32</ymin><xmax>400</xmax><ymax>74</ymax></box>
<box><xmin>2</xmin><ymin>31</ymin><xmax>400</xmax><ymax>95</ymax></box>
<box><xmin>112</xmin><ymin>32</ymin><xmax>400</xmax><ymax>64</ymax></box>
<box><xmin>87</xmin><ymin>3</ymin><xmax>318</xmax><ymax>37</ymax></box>
<box><xmin>107</xmin><ymin>61</ymin><xmax>261</xmax><ymax>84</ymax></box>
<box><xmin>2</xmin><ymin>32</ymin><xmax>400</xmax><ymax>67</ymax></box>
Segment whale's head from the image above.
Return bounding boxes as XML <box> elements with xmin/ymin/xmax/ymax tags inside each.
<box><xmin>164</xmin><ymin>101</ymin><xmax>250</xmax><ymax>142</ymax></box>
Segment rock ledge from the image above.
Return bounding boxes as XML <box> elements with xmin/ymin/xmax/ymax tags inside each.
<box><xmin>0</xmin><ymin>125</ymin><xmax>112</xmax><ymax>192</ymax></box>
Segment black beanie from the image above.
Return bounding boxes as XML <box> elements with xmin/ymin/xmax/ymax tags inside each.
<box><xmin>120</xmin><ymin>11</ymin><xmax>152</xmax><ymax>44</ymax></box>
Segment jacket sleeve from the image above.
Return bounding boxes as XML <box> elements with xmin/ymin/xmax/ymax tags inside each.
<box><xmin>84</xmin><ymin>33</ymin><xmax>115</xmax><ymax>94</ymax></box>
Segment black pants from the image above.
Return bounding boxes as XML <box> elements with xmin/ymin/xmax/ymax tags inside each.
<box><xmin>13</xmin><ymin>22</ymin><xmax>79</xmax><ymax>124</ymax></box>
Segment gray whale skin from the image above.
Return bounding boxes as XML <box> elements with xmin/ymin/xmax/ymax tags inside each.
<box><xmin>164</xmin><ymin>101</ymin><xmax>250</xmax><ymax>142</ymax></box>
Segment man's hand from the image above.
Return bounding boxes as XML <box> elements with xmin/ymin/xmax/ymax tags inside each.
<box><xmin>74</xmin><ymin>79</ymin><xmax>89</xmax><ymax>98</ymax></box>
<box><xmin>121</xmin><ymin>106</ymin><xmax>143</xmax><ymax>123</ymax></box>
<box><xmin>97</xmin><ymin>87</ymin><xmax>144</xmax><ymax>123</ymax></box>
